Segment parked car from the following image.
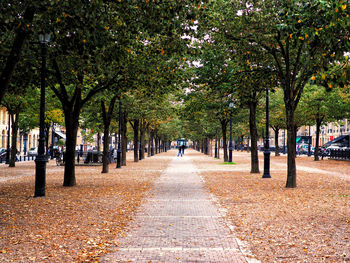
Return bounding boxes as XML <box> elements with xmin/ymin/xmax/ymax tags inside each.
<box><xmin>0</xmin><ymin>149</ymin><xmax>8</xmax><ymax>162</ymax></box>
<box><xmin>325</xmin><ymin>144</ymin><xmax>349</xmax><ymax>155</ymax></box>
<box><xmin>28</xmin><ymin>147</ymin><xmax>38</xmax><ymax>157</ymax></box>
<box><xmin>300</xmin><ymin>144</ymin><xmax>314</xmax><ymax>155</ymax></box>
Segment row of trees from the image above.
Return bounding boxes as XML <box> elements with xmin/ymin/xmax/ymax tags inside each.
<box><xmin>180</xmin><ymin>0</ymin><xmax>350</xmax><ymax>188</ymax></box>
<box><xmin>1</xmin><ymin>1</ymin><xmax>349</xmax><ymax>189</ymax></box>
<box><xmin>0</xmin><ymin>1</ymin><xmax>201</xmax><ymax>186</ymax></box>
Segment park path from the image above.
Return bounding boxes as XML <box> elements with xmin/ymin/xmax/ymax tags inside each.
<box><xmin>101</xmin><ymin>150</ymin><xmax>257</xmax><ymax>263</ymax></box>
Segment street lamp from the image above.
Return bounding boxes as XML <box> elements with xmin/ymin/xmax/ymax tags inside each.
<box><xmin>228</xmin><ymin>100</ymin><xmax>234</xmax><ymax>163</ymax></box>
<box><xmin>34</xmin><ymin>33</ymin><xmax>50</xmax><ymax>197</ymax></box>
<box><xmin>262</xmin><ymin>85</ymin><xmax>271</xmax><ymax>178</ymax></box>
<box><xmin>116</xmin><ymin>99</ymin><xmax>122</xmax><ymax>168</ymax></box>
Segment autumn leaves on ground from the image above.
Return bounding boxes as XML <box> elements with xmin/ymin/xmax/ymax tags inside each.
<box><xmin>1</xmin><ymin>150</ymin><xmax>349</xmax><ymax>263</ymax></box>
<box><xmin>195</xmin><ymin>151</ymin><xmax>350</xmax><ymax>263</ymax></box>
<box><xmin>0</xmin><ymin>152</ymin><xmax>170</xmax><ymax>262</ymax></box>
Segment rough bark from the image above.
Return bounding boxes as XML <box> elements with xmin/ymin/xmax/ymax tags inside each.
<box><xmin>140</xmin><ymin>120</ymin><xmax>146</xmax><ymax>160</ymax></box>
<box><xmin>273</xmin><ymin>128</ymin><xmax>280</xmax><ymax>156</ymax></box>
<box><xmin>314</xmin><ymin>118</ymin><xmax>323</xmax><ymax>161</ymax></box>
<box><xmin>220</xmin><ymin>119</ymin><xmax>228</xmax><ymax>162</ymax></box>
<box><xmin>63</xmin><ymin>110</ymin><xmax>79</xmax><ymax>186</ymax></box>
<box><xmin>9</xmin><ymin>113</ymin><xmax>19</xmax><ymax>167</ymax></box>
<box><xmin>249</xmin><ymin>102</ymin><xmax>260</xmax><ymax>173</ymax></box>
<box><xmin>286</xmin><ymin>107</ymin><xmax>297</xmax><ymax>188</ymax></box>
<box><xmin>45</xmin><ymin>125</ymin><xmax>50</xmax><ymax>160</ymax></box>
<box><xmin>101</xmin><ymin>96</ymin><xmax>117</xmax><ymax>173</ymax></box>
<box><xmin>147</xmin><ymin>126</ymin><xmax>151</xmax><ymax>157</ymax></box>
<box><xmin>150</xmin><ymin>130</ymin><xmax>154</xmax><ymax>156</ymax></box>
<box><xmin>121</xmin><ymin>111</ymin><xmax>127</xmax><ymax>166</ymax></box>
<box><xmin>131</xmin><ymin>119</ymin><xmax>139</xmax><ymax>162</ymax></box>
<box><xmin>217</xmin><ymin>138</ymin><xmax>220</xmax><ymax>159</ymax></box>
<box><xmin>155</xmin><ymin>136</ymin><xmax>159</xmax><ymax>154</ymax></box>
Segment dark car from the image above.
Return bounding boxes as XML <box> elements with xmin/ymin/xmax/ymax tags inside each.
<box><xmin>0</xmin><ymin>149</ymin><xmax>9</xmax><ymax>162</ymax></box>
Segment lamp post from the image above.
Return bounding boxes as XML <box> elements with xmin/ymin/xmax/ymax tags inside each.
<box><xmin>116</xmin><ymin>99</ymin><xmax>121</xmax><ymax>168</ymax></box>
<box><xmin>228</xmin><ymin>101</ymin><xmax>234</xmax><ymax>163</ymax></box>
<box><xmin>34</xmin><ymin>33</ymin><xmax>50</xmax><ymax>197</ymax></box>
<box><xmin>262</xmin><ymin>86</ymin><xmax>271</xmax><ymax>178</ymax></box>
<box><xmin>308</xmin><ymin>125</ymin><xmax>311</xmax><ymax>157</ymax></box>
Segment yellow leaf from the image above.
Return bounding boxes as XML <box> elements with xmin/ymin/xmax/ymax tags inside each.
<box><xmin>342</xmin><ymin>4</ymin><xmax>347</xmax><ymax>10</ymax></box>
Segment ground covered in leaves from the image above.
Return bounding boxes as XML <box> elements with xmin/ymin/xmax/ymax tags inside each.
<box><xmin>195</xmin><ymin>151</ymin><xmax>350</xmax><ymax>263</ymax></box>
<box><xmin>0</xmin><ymin>152</ymin><xmax>170</xmax><ymax>263</ymax></box>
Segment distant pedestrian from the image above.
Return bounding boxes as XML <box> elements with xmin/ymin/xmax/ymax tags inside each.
<box><xmin>177</xmin><ymin>146</ymin><xmax>183</xmax><ymax>157</ymax></box>
<box><xmin>181</xmin><ymin>144</ymin><xmax>185</xmax><ymax>155</ymax></box>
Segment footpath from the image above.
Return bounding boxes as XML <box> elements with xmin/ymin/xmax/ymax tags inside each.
<box><xmin>101</xmin><ymin>150</ymin><xmax>258</xmax><ymax>263</ymax></box>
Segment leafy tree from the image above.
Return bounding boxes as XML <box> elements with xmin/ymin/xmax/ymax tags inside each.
<box><xmin>213</xmin><ymin>0</ymin><xmax>350</xmax><ymax>187</ymax></box>
<box><xmin>298</xmin><ymin>84</ymin><xmax>349</xmax><ymax>160</ymax></box>
<box><xmin>0</xmin><ymin>1</ymin><xmax>38</xmax><ymax>103</ymax></box>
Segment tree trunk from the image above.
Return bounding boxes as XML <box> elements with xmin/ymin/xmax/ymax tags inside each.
<box><xmin>101</xmin><ymin>97</ymin><xmax>117</xmax><ymax>173</ymax></box>
<box><xmin>314</xmin><ymin>119</ymin><xmax>322</xmax><ymax>161</ymax></box>
<box><xmin>155</xmin><ymin>136</ymin><xmax>159</xmax><ymax>154</ymax></box>
<box><xmin>63</xmin><ymin>112</ymin><xmax>79</xmax><ymax>186</ymax></box>
<box><xmin>121</xmin><ymin>111</ymin><xmax>127</xmax><ymax>166</ymax></box>
<box><xmin>150</xmin><ymin>130</ymin><xmax>154</xmax><ymax>156</ymax></box>
<box><xmin>45</xmin><ymin>125</ymin><xmax>50</xmax><ymax>160</ymax></box>
<box><xmin>9</xmin><ymin>113</ymin><xmax>19</xmax><ymax>167</ymax></box>
<box><xmin>97</xmin><ymin>132</ymin><xmax>101</xmax><ymax>152</ymax></box>
<box><xmin>285</xmin><ymin>107</ymin><xmax>297</xmax><ymax>188</ymax></box>
<box><xmin>249</xmin><ymin>102</ymin><xmax>259</xmax><ymax>173</ymax></box>
<box><xmin>221</xmin><ymin>120</ymin><xmax>228</xmax><ymax>162</ymax></box>
<box><xmin>217</xmin><ymin>138</ymin><xmax>220</xmax><ymax>159</ymax></box>
<box><xmin>102</xmin><ymin>124</ymin><xmax>110</xmax><ymax>173</ymax></box>
<box><xmin>274</xmin><ymin>128</ymin><xmax>280</xmax><ymax>156</ymax></box>
<box><xmin>132</xmin><ymin>119</ymin><xmax>139</xmax><ymax>162</ymax></box>
<box><xmin>140</xmin><ymin>120</ymin><xmax>146</xmax><ymax>160</ymax></box>
<box><xmin>147</xmin><ymin>126</ymin><xmax>151</xmax><ymax>157</ymax></box>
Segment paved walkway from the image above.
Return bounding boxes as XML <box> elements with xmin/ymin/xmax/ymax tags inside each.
<box><xmin>101</xmin><ymin>152</ymin><xmax>257</xmax><ymax>262</ymax></box>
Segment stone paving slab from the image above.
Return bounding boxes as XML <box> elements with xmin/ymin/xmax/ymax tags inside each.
<box><xmin>100</xmin><ymin>151</ymin><xmax>257</xmax><ymax>262</ymax></box>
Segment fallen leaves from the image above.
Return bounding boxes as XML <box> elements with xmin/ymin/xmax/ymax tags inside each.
<box><xmin>194</xmin><ymin>151</ymin><xmax>350</xmax><ymax>263</ymax></box>
<box><xmin>0</xmin><ymin>152</ymin><xmax>171</xmax><ymax>262</ymax></box>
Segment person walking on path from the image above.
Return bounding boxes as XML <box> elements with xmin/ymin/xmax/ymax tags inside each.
<box><xmin>181</xmin><ymin>144</ymin><xmax>185</xmax><ymax>155</ymax></box>
<box><xmin>177</xmin><ymin>145</ymin><xmax>183</xmax><ymax>157</ymax></box>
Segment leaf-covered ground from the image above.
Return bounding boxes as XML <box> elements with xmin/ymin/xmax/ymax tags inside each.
<box><xmin>194</xmin><ymin>151</ymin><xmax>350</xmax><ymax>263</ymax></box>
<box><xmin>0</xmin><ymin>152</ymin><xmax>170</xmax><ymax>262</ymax></box>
